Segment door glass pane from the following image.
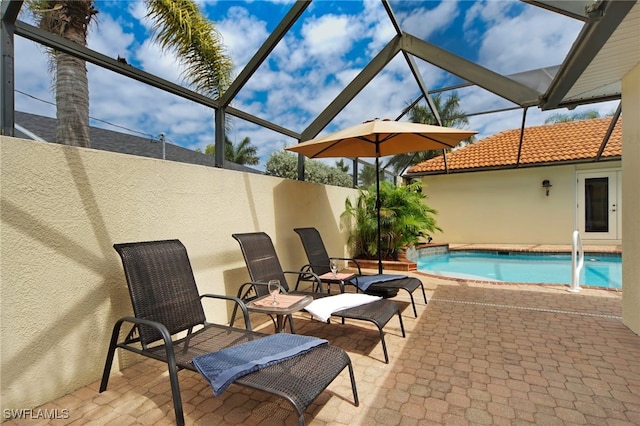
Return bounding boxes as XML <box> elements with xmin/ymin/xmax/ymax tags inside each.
<box><xmin>585</xmin><ymin>177</ymin><xmax>609</xmax><ymax>232</ymax></box>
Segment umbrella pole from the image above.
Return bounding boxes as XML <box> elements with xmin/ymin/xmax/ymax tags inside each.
<box><xmin>376</xmin><ymin>144</ymin><xmax>383</xmax><ymax>275</ymax></box>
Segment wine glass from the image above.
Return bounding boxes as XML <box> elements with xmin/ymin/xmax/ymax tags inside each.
<box><xmin>329</xmin><ymin>259</ymin><xmax>338</xmax><ymax>278</ymax></box>
<box><xmin>268</xmin><ymin>280</ymin><xmax>280</xmax><ymax>306</ymax></box>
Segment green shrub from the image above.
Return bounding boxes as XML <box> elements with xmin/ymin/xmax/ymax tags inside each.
<box><xmin>342</xmin><ymin>180</ymin><xmax>440</xmax><ymax>260</ymax></box>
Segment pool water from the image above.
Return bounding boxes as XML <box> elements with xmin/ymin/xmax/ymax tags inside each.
<box><xmin>414</xmin><ymin>251</ymin><xmax>621</xmax><ymax>289</ymax></box>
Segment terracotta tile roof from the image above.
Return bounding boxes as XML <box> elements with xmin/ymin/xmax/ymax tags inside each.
<box><xmin>406</xmin><ymin>117</ymin><xmax>622</xmax><ymax>175</ymax></box>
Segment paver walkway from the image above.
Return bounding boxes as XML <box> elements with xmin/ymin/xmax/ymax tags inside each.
<box><xmin>4</xmin><ymin>278</ymin><xmax>639</xmax><ymax>425</ymax></box>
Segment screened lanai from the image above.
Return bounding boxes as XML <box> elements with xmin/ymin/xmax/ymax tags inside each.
<box><xmin>2</xmin><ymin>0</ymin><xmax>639</xmax><ymax>331</ymax></box>
<box><xmin>2</xmin><ymin>1</ymin><xmax>640</xmax><ymax>421</ymax></box>
<box><xmin>2</xmin><ymin>1</ymin><xmax>637</xmax><ymax>168</ymax></box>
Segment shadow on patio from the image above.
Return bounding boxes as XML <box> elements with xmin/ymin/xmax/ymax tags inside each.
<box><xmin>5</xmin><ymin>279</ymin><xmax>639</xmax><ymax>425</ymax></box>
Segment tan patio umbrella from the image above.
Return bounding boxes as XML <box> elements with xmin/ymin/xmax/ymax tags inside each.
<box><xmin>287</xmin><ymin>119</ymin><xmax>477</xmax><ymax>274</ymax></box>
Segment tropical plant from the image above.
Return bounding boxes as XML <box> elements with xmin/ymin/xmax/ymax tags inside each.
<box><xmin>358</xmin><ymin>165</ymin><xmax>378</xmax><ymax>187</ymax></box>
<box><xmin>26</xmin><ymin>0</ymin><xmax>233</xmax><ymax>147</ymax></box>
<box><xmin>224</xmin><ymin>136</ymin><xmax>259</xmax><ymax>165</ymax></box>
<box><xmin>341</xmin><ymin>180</ymin><xmax>440</xmax><ymax>261</ymax></box>
<box><xmin>335</xmin><ymin>159</ymin><xmax>350</xmax><ymax>173</ymax></box>
<box><xmin>265</xmin><ymin>151</ymin><xmax>352</xmax><ymax>187</ymax></box>
<box><xmin>387</xmin><ymin>92</ymin><xmax>472</xmax><ymax>173</ymax></box>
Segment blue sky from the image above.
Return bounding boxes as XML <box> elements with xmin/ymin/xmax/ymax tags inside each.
<box><xmin>14</xmin><ymin>0</ymin><xmax>619</xmax><ymax>170</ymax></box>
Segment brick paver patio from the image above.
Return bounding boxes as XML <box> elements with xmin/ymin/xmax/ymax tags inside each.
<box><xmin>4</xmin><ymin>276</ymin><xmax>639</xmax><ymax>425</ymax></box>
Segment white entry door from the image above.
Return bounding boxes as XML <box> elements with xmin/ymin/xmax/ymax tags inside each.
<box><xmin>577</xmin><ymin>171</ymin><xmax>621</xmax><ymax>240</ymax></box>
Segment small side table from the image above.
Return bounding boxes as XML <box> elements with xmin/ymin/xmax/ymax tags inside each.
<box><xmin>318</xmin><ymin>272</ymin><xmax>356</xmax><ymax>294</ymax></box>
<box><xmin>245</xmin><ymin>294</ymin><xmax>313</xmax><ymax>333</ymax></box>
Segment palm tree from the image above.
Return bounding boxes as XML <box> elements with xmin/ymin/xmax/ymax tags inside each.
<box><xmin>335</xmin><ymin>159</ymin><xmax>350</xmax><ymax>173</ymax></box>
<box><xmin>358</xmin><ymin>165</ymin><xmax>377</xmax><ymax>187</ymax></box>
<box><xmin>225</xmin><ymin>136</ymin><xmax>259</xmax><ymax>165</ymax></box>
<box><xmin>387</xmin><ymin>92</ymin><xmax>471</xmax><ymax>173</ymax></box>
<box><xmin>27</xmin><ymin>0</ymin><xmax>233</xmax><ymax>147</ymax></box>
<box><xmin>27</xmin><ymin>1</ymin><xmax>97</xmax><ymax>147</ymax></box>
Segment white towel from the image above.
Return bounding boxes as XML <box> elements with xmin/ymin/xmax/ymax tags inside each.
<box><xmin>305</xmin><ymin>293</ymin><xmax>382</xmax><ymax>322</ymax></box>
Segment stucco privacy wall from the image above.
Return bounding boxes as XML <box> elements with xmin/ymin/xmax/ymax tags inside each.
<box><xmin>0</xmin><ymin>136</ymin><xmax>358</xmax><ymax>411</ymax></box>
<box><xmin>622</xmin><ymin>63</ymin><xmax>640</xmax><ymax>334</ymax></box>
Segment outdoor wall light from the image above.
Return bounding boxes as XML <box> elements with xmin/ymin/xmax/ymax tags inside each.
<box><xmin>542</xmin><ymin>179</ymin><xmax>552</xmax><ymax>196</ymax></box>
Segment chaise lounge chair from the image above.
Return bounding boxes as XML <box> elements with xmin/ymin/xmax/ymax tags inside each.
<box><xmin>100</xmin><ymin>239</ymin><xmax>358</xmax><ymax>426</ymax></box>
<box><xmin>232</xmin><ymin>232</ymin><xmax>405</xmax><ymax>363</ymax></box>
<box><xmin>294</xmin><ymin>227</ymin><xmax>427</xmax><ymax>317</ymax></box>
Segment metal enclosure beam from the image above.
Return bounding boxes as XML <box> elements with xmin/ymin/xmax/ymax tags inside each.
<box><xmin>381</xmin><ymin>0</ymin><xmax>442</xmax><ymax>125</ymax></box>
<box><xmin>522</xmin><ymin>0</ymin><xmax>593</xmax><ymax>21</ymax></box>
<box><xmin>15</xmin><ymin>21</ymin><xmax>220</xmax><ymax>108</ymax></box>
<box><xmin>539</xmin><ymin>0</ymin><xmax>636</xmax><ymax>110</ymax></box>
<box><xmin>401</xmin><ymin>33</ymin><xmax>542</xmax><ymax>107</ymax></box>
<box><xmin>220</xmin><ymin>0</ymin><xmax>310</xmax><ymax>107</ymax></box>
<box><xmin>404</xmin><ymin>53</ymin><xmax>443</xmax><ymax>125</ymax></box>
<box><xmin>1</xmin><ymin>0</ymin><xmax>22</xmax><ymax>136</ymax></box>
<box><xmin>13</xmin><ymin>20</ymin><xmax>301</xmax><ymax>141</ymax></box>
<box><xmin>595</xmin><ymin>102</ymin><xmax>622</xmax><ymax>161</ymax></box>
<box><xmin>301</xmin><ymin>34</ymin><xmax>403</xmax><ymax>140</ymax></box>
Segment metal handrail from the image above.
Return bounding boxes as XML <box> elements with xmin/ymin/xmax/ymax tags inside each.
<box><xmin>569</xmin><ymin>230</ymin><xmax>584</xmax><ymax>292</ymax></box>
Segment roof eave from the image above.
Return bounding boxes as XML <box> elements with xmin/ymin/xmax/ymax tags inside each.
<box><xmin>405</xmin><ymin>156</ymin><xmax>622</xmax><ymax>177</ymax></box>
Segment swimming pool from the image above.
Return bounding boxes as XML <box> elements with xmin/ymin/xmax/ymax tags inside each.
<box><xmin>412</xmin><ymin>250</ymin><xmax>622</xmax><ymax>289</ymax></box>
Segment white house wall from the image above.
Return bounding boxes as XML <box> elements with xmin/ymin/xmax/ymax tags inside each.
<box><xmin>622</xmin><ymin>62</ymin><xmax>640</xmax><ymax>335</ymax></box>
<box><xmin>421</xmin><ymin>162</ymin><xmax>621</xmax><ymax>245</ymax></box>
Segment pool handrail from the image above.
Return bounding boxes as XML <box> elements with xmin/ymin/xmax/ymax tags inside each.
<box><xmin>569</xmin><ymin>230</ymin><xmax>584</xmax><ymax>292</ymax></box>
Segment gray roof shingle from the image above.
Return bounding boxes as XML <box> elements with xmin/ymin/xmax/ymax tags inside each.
<box><xmin>14</xmin><ymin>111</ymin><xmax>262</xmax><ymax>174</ymax></box>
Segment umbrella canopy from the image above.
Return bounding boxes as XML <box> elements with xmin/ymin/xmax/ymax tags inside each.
<box><xmin>286</xmin><ymin>119</ymin><xmax>477</xmax><ymax>274</ymax></box>
<box><xmin>287</xmin><ymin>119</ymin><xmax>477</xmax><ymax>159</ymax></box>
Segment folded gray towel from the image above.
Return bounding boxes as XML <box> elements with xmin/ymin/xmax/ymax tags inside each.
<box><xmin>355</xmin><ymin>274</ymin><xmax>408</xmax><ymax>291</ymax></box>
<box><xmin>193</xmin><ymin>334</ymin><xmax>327</xmax><ymax>396</ymax></box>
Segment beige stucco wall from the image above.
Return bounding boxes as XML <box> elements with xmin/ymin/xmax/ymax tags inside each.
<box><xmin>0</xmin><ymin>136</ymin><xmax>358</xmax><ymax>411</ymax></box>
<box><xmin>622</xmin><ymin>62</ymin><xmax>640</xmax><ymax>335</ymax></box>
<box><xmin>420</xmin><ymin>163</ymin><xmax>620</xmax><ymax>245</ymax></box>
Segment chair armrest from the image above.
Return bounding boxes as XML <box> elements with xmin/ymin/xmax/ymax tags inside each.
<box><xmin>116</xmin><ymin>316</ymin><xmax>177</xmax><ymax>354</ymax></box>
<box><xmin>284</xmin><ymin>270</ymin><xmax>326</xmax><ymax>293</ymax></box>
<box><xmin>235</xmin><ymin>281</ymin><xmax>268</xmax><ymax>298</ymax></box>
<box><xmin>201</xmin><ymin>294</ymin><xmax>252</xmax><ymax>331</ymax></box>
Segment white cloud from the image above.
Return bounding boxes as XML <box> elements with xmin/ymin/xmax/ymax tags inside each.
<box><xmin>396</xmin><ymin>1</ymin><xmax>461</xmax><ymax>40</ymax></box>
<box><xmin>473</xmin><ymin>5</ymin><xmax>583</xmax><ymax>73</ymax></box>
<box><xmin>14</xmin><ymin>38</ymin><xmax>55</xmax><ymax>117</ymax></box>
<box><xmin>87</xmin><ymin>13</ymin><xmax>136</xmax><ymax>58</ymax></box>
<box><xmin>301</xmin><ymin>14</ymin><xmax>361</xmax><ymax>58</ymax></box>
<box><xmin>11</xmin><ymin>0</ymin><xmax>615</xmax><ymax>171</ymax></box>
<box><xmin>217</xmin><ymin>6</ymin><xmax>270</xmax><ymax>71</ymax></box>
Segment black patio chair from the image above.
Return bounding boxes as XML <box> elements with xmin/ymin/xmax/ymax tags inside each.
<box><xmin>232</xmin><ymin>232</ymin><xmax>405</xmax><ymax>363</ymax></box>
<box><xmin>100</xmin><ymin>239</ymin><xmax>358</xmax><ymax>426</ymax></box>
<box><xmin>294</xmin><ymin>227</ymin><xmax>427</xmax><ymax>317</ymax></box>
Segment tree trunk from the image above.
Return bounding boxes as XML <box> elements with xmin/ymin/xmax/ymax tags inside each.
<box><xmin>55</xmin><ymin>50</ymin><xmax>90</xmax><ymax>147</ymax></box>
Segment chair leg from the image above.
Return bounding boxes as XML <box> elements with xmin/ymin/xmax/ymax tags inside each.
<box><xmin>397</xmin><ymin>309</ymin><xmax>406</xmax><ymax>338</ymax></box>
<box><xmin>230</xmin><ymin>303</ymin><xmax>239</xmax><ymax>328</ymax></box>
<box><xmin>288</xmin><ymin>314</ymin><xmax>296</xmax><ymax>333</ymax></box>
<box><xmin>347</xmin><ymin>361</ymin><xmax>360</xmax><ymax>406</ymax></box>
<box><xmin>99</xmin><ymin>320</ymin><xmax>124</xmax><ymax>392</ymax></box>
<box><xmin>377</xmin><ymin>326</ymin><xmax>389</xmax><ymax>364</ymax></box>
<box><xmin>404</xmin><ymin>289</ymin><xmax>418</xmax><ymax>318</ymax></box>
<box><xmin>164</xmin><ymin>351</ymin><xmax>185</xmax><ymax>426</ymax></box>
<box><xmin>420</xmin><ymin>283</ymin><xmax>428</xmax><ymax>304</ymax></box>
<box><xmin>101</xmin><ymin>320</ymin><xmax>186</xmax><ymax>426</ymax></box>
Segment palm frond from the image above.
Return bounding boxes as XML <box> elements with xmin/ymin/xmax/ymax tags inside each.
<box><xmin>145</xmin><ymin>0</ymin><xmax>233</xmax><ymax>98</ymax></box>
